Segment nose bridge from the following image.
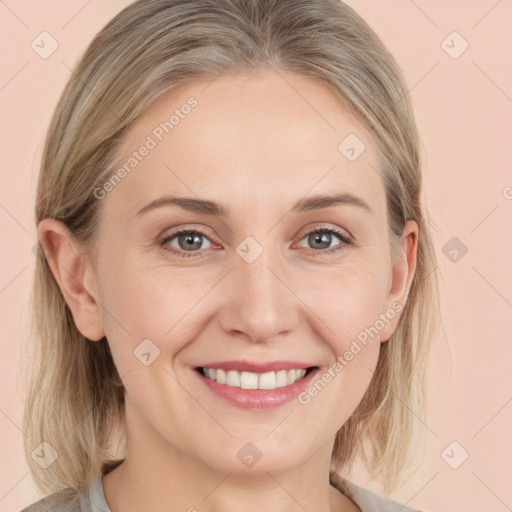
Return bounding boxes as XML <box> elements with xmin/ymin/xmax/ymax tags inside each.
<box><xmin>218</xmin><ymin>239</ymin><xmax>300</xmax><ymax>343</ymax></box>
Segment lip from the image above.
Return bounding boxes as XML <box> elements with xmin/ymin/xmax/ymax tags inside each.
<box><xmin>193</xmin><ymin>363</ymin><xmax>319</xmax><ymax>410</ymax></box>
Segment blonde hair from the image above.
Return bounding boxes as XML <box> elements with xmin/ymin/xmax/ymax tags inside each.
<box><xmin>23</xmin><ymin>0</ymin><xmax>440</xmax><ymax>498</ymax></box>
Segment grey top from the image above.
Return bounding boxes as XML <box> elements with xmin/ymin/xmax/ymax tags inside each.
<box><xmin>22</xmin><ymin>471</ymin><xmax>425</xmax><ymax>512</ymax></box>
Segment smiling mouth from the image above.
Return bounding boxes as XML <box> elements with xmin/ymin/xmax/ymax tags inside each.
<box><xmin>196</xmin><ymin>367</ymin><xmax>317</xmax><ymax>390</ymax></box>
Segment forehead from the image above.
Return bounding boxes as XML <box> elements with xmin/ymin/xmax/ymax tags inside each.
<box><xmin>104</xmin><ymin>70</ymin><xmax>385</xmax><ymax>222</ymax></box>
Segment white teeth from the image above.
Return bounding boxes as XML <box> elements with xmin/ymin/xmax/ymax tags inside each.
<box><xmin>276</xmin><ymin>370</ymin><xmax>288</xmax><ymax>387</ymax></box>
<box><xmin>226</xmin><ymin>370</ymin><xmax>240</xmax><ymax>387</ymax></box>
<box><xmin>216</xmin><ymin>369</ymin><xmax>227</xmax><ymax>384</ymax></box>
<box><xmin>240</xmin><ymin>371</ymin><xmax>259</xmax><ymax>389</ymax></box>
<box><xmin>200</xmin><ymin>367</ymin><xmax>310</xmax><ymax>389</ymax></box>
<box><xmin>258</xmin><ymin>372</ymin><xmax>276</xmax><ymax>389</ymax></box>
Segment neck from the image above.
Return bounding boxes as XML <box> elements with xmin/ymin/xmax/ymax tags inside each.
<box><xmin>102</xmin><ymin>399</ymin><xmax>360</xmax><ymax>512</ymax></box>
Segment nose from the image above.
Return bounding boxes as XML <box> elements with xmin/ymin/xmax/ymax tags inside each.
<box><xmin>217</xmin><ymin>247</ymin><xmax>301</xmax><ymax>344</ymax></box>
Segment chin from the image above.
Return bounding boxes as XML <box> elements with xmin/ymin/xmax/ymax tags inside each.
<box><xmin>194</xmin><ymin>439</ymin><xmax>308</xmax><ymax>475</ymax></box>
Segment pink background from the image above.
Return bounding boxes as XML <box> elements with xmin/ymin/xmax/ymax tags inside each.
<box><xmin>1</xmin><ymin>1</ymin><xmax>511</xmax><ymax>510</ymax></box>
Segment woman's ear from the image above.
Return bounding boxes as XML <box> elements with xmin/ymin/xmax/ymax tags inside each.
<box><xmin>37</xmin><ymin>218</ymin><xmax>105</xmax><ymax>341</ymax></box>
<box><xmin>379</xmin><ymin>219</ymin><xmax>419</xmax><ymax>342</ymax></box>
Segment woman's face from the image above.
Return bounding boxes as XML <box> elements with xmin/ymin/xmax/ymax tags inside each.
<box><xmin>80</xmin><ymin>71</ymin><xmax>416</xmax><ymax>473</ymax></box>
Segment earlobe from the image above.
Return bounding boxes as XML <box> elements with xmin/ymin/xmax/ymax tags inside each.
<box><xmin>380</xmin><ymin>220</ymin><xmax>418</xmax><ymax>342</ymax></box>
<box><xmin>36</xmin><ymin>218</ymin><xmax>105</xmax><ymax>341</ymax></box>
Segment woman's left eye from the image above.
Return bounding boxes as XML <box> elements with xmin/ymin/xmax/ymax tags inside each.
<box><xmin>159</xmin><ymin>226</ymin><xmax>352</xmax><ymax>258</ymax></box>
<box><xmin>296</xmin><ymin>227</ymin><xmax>351</xmax><ymax>252</ymax></box>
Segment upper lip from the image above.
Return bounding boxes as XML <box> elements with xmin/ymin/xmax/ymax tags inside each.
<box><xmin>196</xmin><ymin>360</ymin><xmax>316</xmax><ymax>373</ymax></box>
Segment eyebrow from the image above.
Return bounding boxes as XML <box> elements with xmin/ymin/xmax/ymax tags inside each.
<box><xmin>135</xmin><ymin>192</ymin><xmax>372</xmax><ymax>217</ymax></box>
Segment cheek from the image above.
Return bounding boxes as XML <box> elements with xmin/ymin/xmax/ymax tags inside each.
<box><xmin>292</xmin><ymin>258</ymin><xmax>389</xmax><ymax>409</ymax></box>
<box><xmin>294</xmin><ymin>263</ymin><xmax>387</xmax><ymax>424</ymax></box>
<box><xmin>94</xmin><ymin>262</ymin><xmax>197</xmax><ymax>410</ymax></box>
<box><xmin>97</xmin><ymin>255</ymin><xmax>205</xmax><ymax>335</ymax></box>
<box><xmin>94</xmin><ymin>252</ymin><xmax>216</xmax><ymax>387</ymax></box>
<box><xmin>296</xmin><ymin>256</ymin><xmax>392</xmax><ymax>344</ymax></box>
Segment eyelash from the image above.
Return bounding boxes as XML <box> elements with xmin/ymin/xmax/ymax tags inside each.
<box><xmin>159</xmin><ymin>225</ymin><xmax>352</xmax><ymax>259</ymax></box>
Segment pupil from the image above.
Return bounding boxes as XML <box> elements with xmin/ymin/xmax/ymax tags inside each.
<box><xmin>181</xmin><ymin>233</ymin><xmax>201</xmax><ymax>250</ymax></box>
<box><xmin>311</xmin><ymin>232</ymin><xmax>330</xmax><ymax>249</ymax></box>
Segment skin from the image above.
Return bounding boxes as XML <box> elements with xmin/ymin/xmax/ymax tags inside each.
<box><xmin>40</xmin><ymin>69</ymin><xmax>418</xmax><ymax>512</ymax></box>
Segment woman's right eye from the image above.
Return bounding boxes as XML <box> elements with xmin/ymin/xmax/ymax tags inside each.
<box><xmin>160</xmin><ymin>229</ymin><xmax>214</xmax><ymax>258</ymax></box>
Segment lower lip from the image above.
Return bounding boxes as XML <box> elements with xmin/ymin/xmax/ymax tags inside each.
<box><xmin>194</xmin><ymin>367</ymin><xmax>319</xmax><ymax>410</ymax></box>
